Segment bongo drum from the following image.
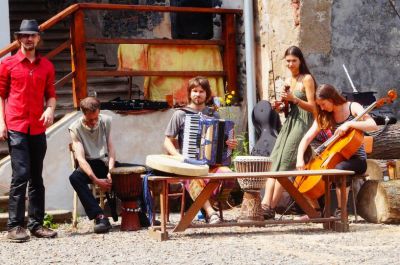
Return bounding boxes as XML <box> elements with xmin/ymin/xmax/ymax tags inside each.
<box><xmin>234</xmin><ymin>156</ymin><xmax>272</xmax><ymax>222</ymax></box>
<box><xmin>110</xmin><ymin>166</ymin><xmax>146</xmax><ymax>231</ymax></box>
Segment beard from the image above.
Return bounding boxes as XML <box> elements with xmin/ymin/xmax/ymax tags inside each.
<box><xmin>23</xmin><ymin>44</ymin><xmax>35</xmax><ymax>51</ymax></box>
<box><xmin>191</xmin><ymin>98</ymin><xmax>206</xmax><ymax>105</ymax></box>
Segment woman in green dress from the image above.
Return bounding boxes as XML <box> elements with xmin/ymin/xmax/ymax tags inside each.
<box><xmin>261</xmin><ymin>46</ymin><xmax>317</xmax><ymax>219</ymax></box>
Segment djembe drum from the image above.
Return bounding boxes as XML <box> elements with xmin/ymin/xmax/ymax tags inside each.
<box><xmin>110</xmin><ymin>166</ymin><xmax>146</xmax><ymax>231</ymax></box>
<box><xmin>234</xmin><ymin>156</ymin><xmax>272</xmax><ymax>222</ymax></box>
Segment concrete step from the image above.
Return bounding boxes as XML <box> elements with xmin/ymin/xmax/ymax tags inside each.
<box><xmin>0</xmin><ymin>209</ymin><xmax>72</xmax><ymax>231</ymax></box>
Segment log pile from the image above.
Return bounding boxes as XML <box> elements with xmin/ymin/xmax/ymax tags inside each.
<box><xmin>357</xmin><ymin>180</ymin><xmax>400</xmax><ymax>223</ymax></box>
<box><xmin>368</xmin><ymin>123</ymin><xmax>400</xmax><ymax>160</ymax></box>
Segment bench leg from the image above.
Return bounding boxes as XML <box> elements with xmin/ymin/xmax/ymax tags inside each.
<box><xmin>351</xmin><ymin>179</ymin><xmax>358</xmax><ymax>222</ymax></box>
<box><xmin>331</xmin><ymin>175</ymin><xmax>349</xmax><ymax>232</ymax></box>
<box><xmin>173</xmin><ymin>180</ymin><xmax>220</xmax><ymax>233</ymax></box>
<box><xmin>149</xmin><ymin>180</ymin><xmax>169</xmax><ymax>241</ymax></box>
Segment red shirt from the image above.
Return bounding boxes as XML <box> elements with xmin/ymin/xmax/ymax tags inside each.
<box><xmin>0</xmin><ymin>50</ymin><xmax>56</xmax><ymax>135</ymax></box>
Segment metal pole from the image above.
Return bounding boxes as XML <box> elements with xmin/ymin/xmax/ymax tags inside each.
<box><xmin>244</xmin><ymin>0</ymin><xmax>257</xmax><ymax>152</ymax></box>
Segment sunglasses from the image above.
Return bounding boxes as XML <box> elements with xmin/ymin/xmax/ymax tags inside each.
<box><xmin>18</xmin><ymin>34</ymin><xmax>39</xmax><ymax>39</ymax></box>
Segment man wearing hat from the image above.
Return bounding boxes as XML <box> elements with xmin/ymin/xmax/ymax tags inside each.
<box><xmin>0</xmin><ymin>19</ymin><xmax>57</xmax><ymax>242</ymax></box>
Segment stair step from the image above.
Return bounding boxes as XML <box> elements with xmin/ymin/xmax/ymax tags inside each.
<box><xmin>0</xmin><ymin>209</ymin><xmax>72</xmax><ymax>231</ymax></box>
<box><xmin>9</xmin><ymin>13</ymin><xmax>52</xmax><ymax>22</ymax></box>
<box><xmin>9</xmin><ymin>5</ymin><xmax>48</xmax><ymax>12</ymax></box>
<box><xmin>11</xmin><ymin>22</ymin><xmax>70</xmax><ymax>32</ymax></box>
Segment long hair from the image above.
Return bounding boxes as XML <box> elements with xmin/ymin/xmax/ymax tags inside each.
<box><xmin>284</xmin><ymin>46</ymin><xmax>317</xmax><ymax>87</ymax></box>
<box><xmin>187</xmin><ymin>76</ymin><xmax>212</xmax><ymax>103</ymax></box>
<box><xmin>315</xmin><ymin>84</ymin><xmax>347</xmax><ymax>129</ymax></box>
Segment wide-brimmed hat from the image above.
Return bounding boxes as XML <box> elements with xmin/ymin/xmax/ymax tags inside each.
<box><xmin>15</xmin><ymin>19</ymin><xmax>40</xmax><ymax>35</ymax></box>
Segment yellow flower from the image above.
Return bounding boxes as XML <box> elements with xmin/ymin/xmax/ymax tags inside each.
<box><xmin>227</xmin><ymin>95</ymin><xmax>233</xmax><ymax>99</ymax></box>
<box><xmin>226</xmin><ymin>99</ymin><xmax>231</xmax><ymax>105</ymax></box>
<box><xmin>231</xmin><ymin>91</ymin><xmax>235</xmax><ymax>95</ymax></box>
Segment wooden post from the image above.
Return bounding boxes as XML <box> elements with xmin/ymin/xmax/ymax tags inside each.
<box><xmin>222</xmin><ymin>14</ymin><xmax>237</xmax><ymax>94</ymax></box>
<box><xmin>70</xmin><ymin>9</ymin><xmax>88</xmax><ymax>108</ymax></box>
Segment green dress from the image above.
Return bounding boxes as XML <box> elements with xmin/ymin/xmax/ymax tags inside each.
<box><xmin>270</xmin><ymin>90</ymin><xmax>313</xmax><ymax>171</ymax></box>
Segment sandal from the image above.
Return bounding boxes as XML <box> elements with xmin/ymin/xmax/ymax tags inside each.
<box><xmin>334</xmin><ymin>208</ymin><xmax>341</xmax><ymax>218</ymax></box>
<box><xmin>208</xmin><ymin>212</ymin><xmax>222</xmax><ymax>224</ymax></box>
<box><xmin>261</xmin><ymin>204</ymin><xmax>275</xmax><ymax>220</ymax></box>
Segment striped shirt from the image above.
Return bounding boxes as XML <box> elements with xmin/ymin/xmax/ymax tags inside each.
<box><xmin>332</xmin><ymin>102</ymin><xmax>367</xmax><ymax>160</ymax></box>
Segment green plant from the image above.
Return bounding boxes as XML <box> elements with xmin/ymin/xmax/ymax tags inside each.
<box><xmin>43</xmin><ymin>213</ymin><xmax>59</xmax><ymax>229</ymax></box>
<box><xmin>230</xmin><ymin>132</ymin><xmax>250</xmax><ymax>170</ymax></box>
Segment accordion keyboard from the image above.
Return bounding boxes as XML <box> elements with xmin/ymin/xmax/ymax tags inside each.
<box><xmin>182</xmin><ymin>114</ymin><xmax>234</xmax><ymax>166</ymax></box>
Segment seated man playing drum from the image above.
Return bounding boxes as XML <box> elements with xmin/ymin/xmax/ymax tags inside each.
<box><xmin>69</xmin><ymin>97</ymin><xmax>115</xmax><ymax>233</ymax></box>
<box><xmin>164</xmin><ymin>76</ymin><xmax>237</xmax><ymax>224</ymax></box>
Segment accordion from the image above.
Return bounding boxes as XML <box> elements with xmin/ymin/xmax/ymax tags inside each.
<box><xmin>182</xmin><ymin>114</ymin><xmax>235</xmax><ymax>166</ymax></box>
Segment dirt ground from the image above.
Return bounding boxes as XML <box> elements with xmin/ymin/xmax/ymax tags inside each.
<box><xmin>0</xmin><ymin>207</ymin><xmax>399</xmax><ymax>265</ymax></box>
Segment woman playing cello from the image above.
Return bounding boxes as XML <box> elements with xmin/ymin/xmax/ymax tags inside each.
<box><xmin>296</xmin><ymin>84</ymin><xmax>378</xmax><ymax>217</ymax></box>
<box><xmin>261</xmin><ymin>46</ymin><xmax>317</xmax><ymax>219</ymax></box>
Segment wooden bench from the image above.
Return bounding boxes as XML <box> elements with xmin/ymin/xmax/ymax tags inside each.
<box><xmin>145</xmin><ymin>169</ymin><xmax>355</xmax><ymax>241</ymax></box>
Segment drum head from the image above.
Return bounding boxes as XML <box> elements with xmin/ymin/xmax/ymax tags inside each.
<box><xmin>234</xmin><ymin>156</ymin><xmax>271</xmax><ymax>162</ymax></box>
<box><xmin>146</xmin><ymin>154</ymin><xmax>209</xmax><ymax>176</ymax></box>
<box><xmin>110</xmin><ymin>166</ymin><xmax>146</xmax><ymax>175</ymax></box>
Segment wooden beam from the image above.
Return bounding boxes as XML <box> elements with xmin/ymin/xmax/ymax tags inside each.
<box><xmin>78</xmin><ymin>3</ymin><xmax>242</xmax><ymax>14</ymax></box>
<box><xmin>55</xmin><ymin>72</ymin><xmax>75</xmax><ymax>89</ymax></box>
<box><xmin>45</xmin><ymin>40</ymin><xmax>71</xmax><ymax>59</ymax></box>
<box><xmin>86</xmin><ymin>38</ymin><xmax>224</xmax><ymax>46</ymax></box>
<box><xmin>70</xmin><ymin>9</ymin><xmax>87</xmax><ymax>108</ymax></box>
<box><xmin>222</xmin><ymin>14</ymin><xmax>238</xmax><ymax>95</ymax></box>
<box><xmin>0</xmin><ymin>41</ymin><xmax>19</xmax><ymax>58</ymax></box>
<box><xmin>87</xmin><ymin>70</ymin><xmax>226</xmax><ymax>77</ymax></box>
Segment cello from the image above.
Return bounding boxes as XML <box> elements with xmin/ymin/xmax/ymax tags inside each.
<box><xmin>294</xmin><ymin>89</ymin><xmax>397</xmax><ymax>199</ymax></box>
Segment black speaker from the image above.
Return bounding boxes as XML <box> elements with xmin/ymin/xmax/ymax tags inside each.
<box><xmin>170</xmin><ymin>0</ymin><xmax>214</xmax><ymax>40</ymax></box>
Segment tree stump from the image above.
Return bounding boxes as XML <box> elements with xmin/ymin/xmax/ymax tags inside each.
<box><xmin>357</xmin><ymin>180</ymin><xmax>400</xmax><ymax>223</ymax></box>
<box><xmin>366</xmin><ymin>159</ymin><xmax>383</xmax><ymax>180</ymax></box>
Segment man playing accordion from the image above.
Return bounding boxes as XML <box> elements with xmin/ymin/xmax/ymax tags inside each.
<box><xmin>164</xmin><ymin>76</ymin><xmax>237</xmax><ymax>224</ymax></box>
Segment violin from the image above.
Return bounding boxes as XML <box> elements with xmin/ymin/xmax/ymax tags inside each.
<box><xmin>272</xmin><ymin>85</ymin><xmax>290</xmax><ymax>117</ymax></box>
<box><xmin>294</xmin><ymin>89</ymin><xmax>398</xmax><ymax>199</ymax></box>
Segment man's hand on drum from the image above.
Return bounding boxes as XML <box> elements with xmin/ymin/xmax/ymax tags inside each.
<box><xmin>107</xmin><ymin>172</ymin><xmax>112</xmax><ymax>184</ymax></box>
<box><xmin>95</xmin><ymin>178</ymin><xmax>112</xmax><ymax>192</ymax></box>
<box><xmin>226</xmin><ymin>138</ymin><xmax>238</xmax><ymax>149</ymax></box>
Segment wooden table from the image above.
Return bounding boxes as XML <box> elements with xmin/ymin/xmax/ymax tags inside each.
<box><xmin>146</xmin><ymin>169</ymin><xmax>355</xmax><ymax>241</ymax></box>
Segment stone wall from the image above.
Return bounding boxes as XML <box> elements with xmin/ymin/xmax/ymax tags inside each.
<box><xmin>305</xmin><ymin>0</ymin><xmax>400</xmax><ymax>116</ymax></box>
<box><xmin>255</xmin><ymin>0</ymin><xmax>399</xmax><ymax>117</ymax></box>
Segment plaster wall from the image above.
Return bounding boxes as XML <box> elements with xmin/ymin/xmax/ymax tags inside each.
<box><xmin>0</xmin><ymin>1</ymin><xmax>10</xmax><ymax>59</ymax></box>
<box><xmin>0</xmin><ymin>107</ymin><xmax>245</xmax><ymax>213</ymax></box>
<box><xmin>255</xmin><ymin>0</ymin><xmax>300</xmax><ymax>100</ymax></box>
<box><xmin>0</xmin><ymin>110</ymin><xmax>172</xmax><ymax>212</ymax></box>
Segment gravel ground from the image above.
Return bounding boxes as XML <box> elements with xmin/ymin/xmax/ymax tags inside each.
<box><xmin>0</xmin><ymin>207</ymin><xmax>399</xmax><ymax>265</ymax></box>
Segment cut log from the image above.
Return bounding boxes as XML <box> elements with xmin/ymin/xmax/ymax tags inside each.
<box><xmin>357</xmin><ymin>180</ymin><xmax>400</xmax><ymax>223</ymax></box>
<box><xmin>368</xmin><ymin>123</ymin><xmax>400</xmax><ymax>159</ymax></box>
<box><xmin>366</xmin><ymin>159</ymin><xmax>383</xmax><ymax>180</ymax></box>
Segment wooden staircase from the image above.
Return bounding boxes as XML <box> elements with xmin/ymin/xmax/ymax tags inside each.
<box><xmin>0</xmin><ymin>0</ymin><xmax>131</xmax><ymax>160</ymax></box>
<box><xmin>8</xmin><ymin>0</ymin><xmax>130</xmax><ymax>119</ymax></box>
